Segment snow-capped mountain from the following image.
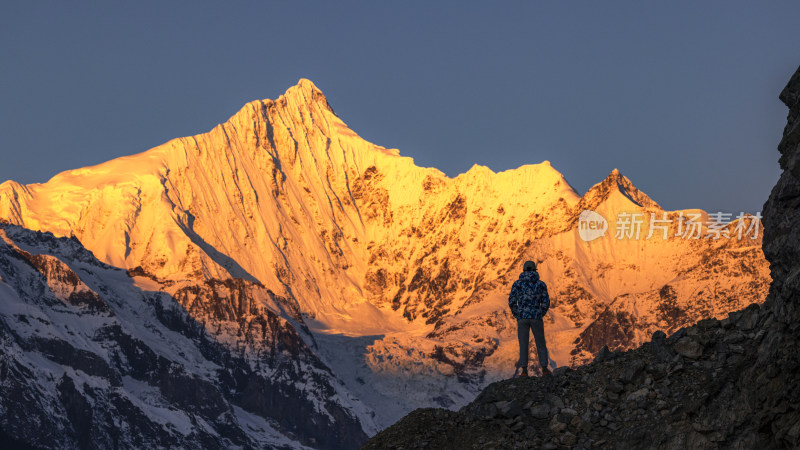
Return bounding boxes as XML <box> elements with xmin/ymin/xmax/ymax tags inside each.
<box><xmin>0</xmin><ymin>80</ymin><xmax>769</xmax><ymax>446</ymax></box>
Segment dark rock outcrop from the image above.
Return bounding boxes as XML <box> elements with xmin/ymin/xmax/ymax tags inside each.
<box><xmin>362</xmin><ymin>67</ymin><xmax>800</xmax><ymax>449</ymax></box>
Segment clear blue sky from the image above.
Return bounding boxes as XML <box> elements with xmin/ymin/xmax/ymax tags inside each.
<box><xmin>2</xmin><ymin>2</ymin><xmax>798</xmax><ymax>213</ymax></box>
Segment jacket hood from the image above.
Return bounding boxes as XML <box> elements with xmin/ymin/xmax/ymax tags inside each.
<box><xmin>519</xmin><ymin>270</ymin><xmax>540</xmax><ymax>282</ymax></box>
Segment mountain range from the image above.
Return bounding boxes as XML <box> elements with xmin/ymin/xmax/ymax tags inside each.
<box><xmin>0</xmin><ymin>80</ymin><xmax>770</xmax><ymax>448</ymax></box>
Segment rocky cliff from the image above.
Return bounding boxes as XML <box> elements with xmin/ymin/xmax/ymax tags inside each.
<box><xmin>362</xmin><ymin>67</ymin><xmax>800</xmax><ymax>449</ymax></box>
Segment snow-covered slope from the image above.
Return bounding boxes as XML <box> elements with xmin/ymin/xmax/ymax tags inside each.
<box><xmin>0</xmin><ymin>80</ymin><xmax>770</xmax><ymax>442</ymax></box>
<box><xmin>0</xmin><ymin>224</ymin><xmax>369</xmax><ymax>449</ymax></box>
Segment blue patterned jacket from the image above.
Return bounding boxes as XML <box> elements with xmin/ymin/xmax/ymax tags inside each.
<box><xmin>508</xmin><ymin>270</ymin><xmax>550</xmax><ymax>320</ymax></box>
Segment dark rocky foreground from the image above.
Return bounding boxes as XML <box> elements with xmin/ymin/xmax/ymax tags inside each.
<box><xmin>362</xmin><ymin>67</ymin><xmax>800</xmax><ymax>450</ymax></box>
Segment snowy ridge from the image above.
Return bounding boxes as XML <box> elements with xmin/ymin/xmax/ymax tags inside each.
<box><xmin>0</xmin><ymin>79</ymin><xmax>770</xmax><ymax>442</ymax></box>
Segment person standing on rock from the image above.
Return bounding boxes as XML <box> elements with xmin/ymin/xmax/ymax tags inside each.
<box><xmin>508</xmin><ymin>260</ymin><xmax>551</xmax><ymax>377</ymax></box>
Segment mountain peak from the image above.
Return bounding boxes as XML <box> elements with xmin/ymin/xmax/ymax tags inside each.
<box><xmin>297</xmin><ymin>78</ymin><xmax>319</xmax><ymax>90</ymax></box>
<box><xmin>291</xmin><ymin>78</ymin><xmax>323</xmax><ymax>97</ymax></box>
<box><xmin>279</xmin><ymin>78</ymin><xmax>333</xmax><ymax>113</ymax></box>
<box><xmin>578</xmin><ymin>168</ymin><xmax>660</xmax><ymax>211</ymax></box>
<box><xmin>601</xmin><ymin>168</ymin><xmax>632</xmax><ymax>188</ymax></box>
<box><xmin>220</xmin><ymin>78</ymin><xmax>337</xmax><ymax>137</ymax></box>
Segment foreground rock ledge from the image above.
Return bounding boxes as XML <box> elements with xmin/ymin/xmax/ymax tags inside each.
<box><xmin>362</xmin><ymin>67</ymin><xmax>800</xmax><ymax>450</ymax></box>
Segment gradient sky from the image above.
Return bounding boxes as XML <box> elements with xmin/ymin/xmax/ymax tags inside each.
<box><xmin>2</xmin><ymin>2</ymin><xmax>798</xmax><ymax>214</ymax></box>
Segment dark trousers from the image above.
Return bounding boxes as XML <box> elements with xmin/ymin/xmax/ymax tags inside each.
<box><xmin>517</xmin><ymin>318</ymin><xmax>549</xmax><ymax>369</ymax></box>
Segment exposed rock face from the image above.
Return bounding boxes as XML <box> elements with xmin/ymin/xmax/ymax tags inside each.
<box><xmin>362</xmin><ymin>67</ymin><xmax>800</xmax><ymax>449</ymax></box>
<box><xmin>748</xmin><ymin>64</ymin><xmax>800</xmax><ymax>445</ymax></box>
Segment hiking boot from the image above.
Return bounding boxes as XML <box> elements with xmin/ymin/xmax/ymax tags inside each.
<box><xmin>541</xmin><ymin>367</ymin><xmax>552</xmax><ymax>376</ymax></box>
<box><xmin>512</xmin><ymin>366</ymin><xmax>529</xmax><ymax>378</ymax></box>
